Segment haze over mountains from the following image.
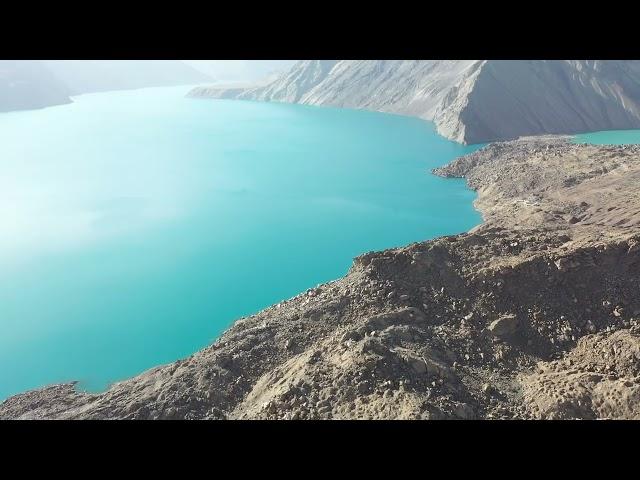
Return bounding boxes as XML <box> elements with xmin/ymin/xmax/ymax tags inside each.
<box><xmin>43</xmin><ymin>60</ymin><xmax>212</xmax><ymax>95</ymax></box>
<box><xmin>183</xmin><ymin>60</ymin><xmax>296</xmax><ymax>85</ymax></box>
<box><xmin>0</xmin><ymin>61</ymin><xmax>72</xmax><ymax>112</ymax></box>
<box><xmin>190</xmin><ymin>60</ymin><xmax>640</xmax><ymax>144</ymax></box>
<box><xmin>0</xmin><ymin>60</ymin><xmax>212</xmax><ymax>112</ymax></box>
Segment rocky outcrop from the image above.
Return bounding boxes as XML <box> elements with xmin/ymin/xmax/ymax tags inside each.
<box><xmin>2</xmin><ymin>137</ymin><xmax>640</xmax><ymax>420</ymax></box>
<box><xmin>189</xmin><ymin>60</ymin><xmax>640</xmax><ymax>144</ymax></box>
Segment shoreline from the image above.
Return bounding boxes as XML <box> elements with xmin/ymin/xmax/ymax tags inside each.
<box><xmin>2</xmin><ymin>136</ymin><xmax>640</xmax><ymax>419</ymax></box>
<box><xmin>191</xmin><ymin>87</ymin><xmax>640</xmax><ymax>147</ymax></box>
<box><xmin>0</xmin><ymin>94</ymin><xmax>481</xmax><ymax>403</ymax></box>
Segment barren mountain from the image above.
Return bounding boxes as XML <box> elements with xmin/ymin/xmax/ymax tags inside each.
<box><xmin>0</xmin><ymin>60</ymin><xmax>212</xmax><ymax>113</ymax></box>
<box><xmin>2</xmin><ymin>137</ymin><xmax>639</xmax><ymax>420</ymax></box>
<box><xmin>189</xmin><ymin>60</ymin><xmax>640</xmax><ymax>144</ymax></box>
<box><xmin>43</xmin><ymin>60</ymin><xmax>211</xmax><ymax>95</ymax></box>
<box><xmin>0</xmin><ymin>60</ymin><xmax>71</xmax><ymax>112</ymax></box>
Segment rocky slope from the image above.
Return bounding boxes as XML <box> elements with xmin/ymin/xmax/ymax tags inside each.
<box><xmin>189</xmin><ymin>60</ymin><xmax>640</xmax><ymax>144</ymax></box>
<box><xmin>0</xmin><ymin>60</ymin><xmax>72</xmax><ymax>112</ymax></box>
<box><xmin>2</xmin><ymin>137</ymin><xmax>639</xmax><ymax>420</ymax></box>
<box><xmin>189</xmin><ymin>60</ymin><xmax>339</xmax><ymax>102</ymax></box>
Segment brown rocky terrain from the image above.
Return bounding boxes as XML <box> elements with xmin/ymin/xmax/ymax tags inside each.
<box><xmin>2</xmin><ymin>136</ymin><xmax>639</xmax><ymax>420</ymax></box>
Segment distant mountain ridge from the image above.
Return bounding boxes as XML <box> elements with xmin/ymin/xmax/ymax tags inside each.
<box><xmin>0</xmin><ymin>60</ymin><xmax>212</xmax><ymax>113</ymax></box>
<box><xmin>188</xmin><ymin>60</ymin><xmax>640</xmax><ymax>144</ymax></box>
<box><xmin>44</xmin><ymin>60</ymin><xmax>212</xmax><ymax>95</ymax></box>
<box><xmin>0</xmin><ymin>61</ymin><xmax>72</xmax><ymax>112</ymax></box>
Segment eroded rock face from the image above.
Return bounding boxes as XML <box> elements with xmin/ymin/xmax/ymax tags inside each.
<box><xmin>2</xmin><ymin>138</ymin><xmax>640</xmax><ymax>420</ymax></box>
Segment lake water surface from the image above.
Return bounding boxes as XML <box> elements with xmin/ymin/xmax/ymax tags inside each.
<box><xmin>0</xmin><ymin>86</ymin><xmax>483</xmax><ymax>399</ymax></box>
<box><xmin>574</xmin><ymin>129</ymin><xmax>640</xmax><ymax>145</ymax></box>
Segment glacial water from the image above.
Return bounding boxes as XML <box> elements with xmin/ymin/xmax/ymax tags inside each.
<box><xmin>574</xmin><ymin>129</ymin><xmax>640</xmax><ymax>145</ymax></box>
<box><xmin>0</xmin><ymin>85</ymin><xmax>483</xmax><ymax>400</ymax></box>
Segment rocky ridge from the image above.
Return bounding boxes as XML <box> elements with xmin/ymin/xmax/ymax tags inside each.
<box><xmin>189</xmin><ymin>60</ymin><xmax>640</xmax><ymax>144</ymax></box>
<box><xmin>2</xmin><ymin>137</ymin><xmax>640</xmax><ymax>419</ymax></box>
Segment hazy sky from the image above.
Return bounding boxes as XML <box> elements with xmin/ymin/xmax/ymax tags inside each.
<box><xmin>183</xmin><ymin>60</ymin><xmax>296</xmax><ymax>84</ymax></box>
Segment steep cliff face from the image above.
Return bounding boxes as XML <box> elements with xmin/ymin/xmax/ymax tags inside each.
<box><xmin>0</xmin><ymin>60</ymin><xmax>71</xmax><ymax>112</ymax></box>
<box><xmin>438</xmin><ymin>60</ymin><xmax>640</xmax><ymax>143</ymax></box>
<box><xmin>189</xmin><ymin>60</ymin><xmax>640</xmax><ymax>144</ymax></box>
<box><xmin>299</xmin><ymin>60</ymin><xmax>480</xmax><ymax>120</ymax></box>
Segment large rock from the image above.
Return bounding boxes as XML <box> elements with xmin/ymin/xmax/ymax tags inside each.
<box><xmin>487</xmin><ymin>315</ymin><xmax>520</xmax><ymax>338</ymax></box>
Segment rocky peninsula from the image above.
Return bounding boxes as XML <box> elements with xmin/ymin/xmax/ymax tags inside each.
<box><xmin>2</xmin><ymin>136</ymin><xmax>639</xmax><ymax>420</ymax></box>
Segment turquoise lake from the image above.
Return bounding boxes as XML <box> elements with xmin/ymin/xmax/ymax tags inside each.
<box><xmin>0</xmin><ymin>85</ymin><xmax>483</xmax><ymax>400</ymax></box>
<box><xmin>574</xmin><ymin>129</ymin><xmax>640</xmax><ymax>145</ymax></box>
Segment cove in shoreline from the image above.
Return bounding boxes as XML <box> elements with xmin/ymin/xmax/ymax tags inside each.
<box><xmin>0</xmin><ymin>86</ymin><xmax>484</xmax><ymax>400</ymax></box>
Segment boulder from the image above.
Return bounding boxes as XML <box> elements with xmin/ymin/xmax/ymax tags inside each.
<box><xmin>488</xmin><ymin>314</ymin><xmax>520</xmax><ymax>338</ymax></box>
